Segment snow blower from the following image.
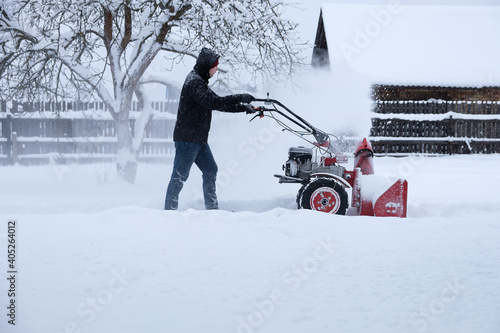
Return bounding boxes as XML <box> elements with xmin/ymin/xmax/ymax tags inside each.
<box><xmin>245</xmin><ymin>97</ymin><xmax>408</xmax><ymax>217</ymax></box>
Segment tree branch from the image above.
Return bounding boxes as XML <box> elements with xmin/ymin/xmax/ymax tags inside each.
<box><xmin>120</xmin><ymin>2</ymin><xmax>132</xmax><ymax>55</ymax></box>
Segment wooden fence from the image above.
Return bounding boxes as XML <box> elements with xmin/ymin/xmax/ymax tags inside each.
<box><xmin>3</xmin><ymin>92</ymin><xmax>500</xmax><ymax>163</ymax></box>
<box><xmin>1</xmin><ymin>100</ymin><xmax>178</xmax><ymax>165</ymax></box>
<box><xmin>0</xmin><ymin>99</ymin><xmax>178</xmax><ymax>113</ymax></box>
<box><xmin>370</xmin><ymin>99</ymin><xmax>500</xmax><ymax>155</ymax></box>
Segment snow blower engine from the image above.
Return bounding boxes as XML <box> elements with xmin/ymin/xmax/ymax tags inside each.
<box><xmin>244</xmin><ymin>97</ymin><xmax>408</xmax><ymax>217</ymax></box>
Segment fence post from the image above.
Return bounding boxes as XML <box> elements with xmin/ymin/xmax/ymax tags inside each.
<box><xmin>12</xmin><ymin>132</ymin><xmax>18</xmax><ymax>164</ymax></box>
<box><xmin>447</xmin><ymin>115</ymin><xmax>454</xmax><ymax>155</ymax></box>
<box><xmin>5</xmin><ymin>114</ymin><xmax>13</xmax><ymax>164</ymax></box>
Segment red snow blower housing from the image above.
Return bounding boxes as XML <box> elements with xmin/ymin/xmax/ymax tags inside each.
<box><xmin>246</xmin><ymin>97</ymin><xmax>408</xmax><ymax>217</ymax></box>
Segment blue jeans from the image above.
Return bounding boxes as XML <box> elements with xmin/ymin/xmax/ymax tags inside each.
<box><xmin>164</xmin><ymin>141</ymin><xmax>218</xmax><ymax>210</ymax></box>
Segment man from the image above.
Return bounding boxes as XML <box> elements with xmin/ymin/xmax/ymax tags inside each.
<box><xmin>164</xmin><ymin>47</ymin><xmax>255</xmax><ymax>210</ymax></box>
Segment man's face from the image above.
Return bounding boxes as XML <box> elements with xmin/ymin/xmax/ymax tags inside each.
<box><xmin>209</xmin><ymin>65</ymin><xmax>218</xmax><ymax>78</ymax></box>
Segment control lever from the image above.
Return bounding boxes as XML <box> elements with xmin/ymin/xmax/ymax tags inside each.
<box><xmin>241</xmin><ymin>104</ymin><xmax>265</xmax><ymax>121</ymax></box>
<box><xmin>249</xmin><ymin>110</ymin><xmax>264</xmax><ymax>122</ymax></box>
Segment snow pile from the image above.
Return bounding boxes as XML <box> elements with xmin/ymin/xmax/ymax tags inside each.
<box><xmin>373</xmin><ymin>111</ymin><xmax>500</xmax><ymax>121</ymax></box>
<box><xmin>357</xmin><ymin>173</ymin><xmax>397</xmax><ymax>202</ymax></box>
<box><xmin>1</xmin><ymin>155</ymin><xmax>500</xmax><ymax>333</ymax></box>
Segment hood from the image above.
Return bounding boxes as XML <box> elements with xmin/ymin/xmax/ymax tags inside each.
<box><xmin>193</xmin><ymin>47</ymin><xmax>220</xmax><ymax>82</ymax></box>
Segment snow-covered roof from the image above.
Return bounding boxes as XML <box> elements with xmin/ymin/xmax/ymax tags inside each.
<box><xmin>319</xmin><ymin>3</ymin><xmax>500</xmax><ymax>87</ymax></box>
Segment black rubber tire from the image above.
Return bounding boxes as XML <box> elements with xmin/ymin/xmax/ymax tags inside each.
<box><xmin>298</xmin><ymin>178</ymin><xmax>349</xmax><ymax>215</ymax></box>
<box><xmin>296</xmin><ymin>184</ymin><xmax>306</xmax><ymax>207</ymax></box>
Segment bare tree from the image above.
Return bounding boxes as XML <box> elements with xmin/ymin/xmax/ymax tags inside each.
<box><xmin>0</xmin><ymin>0</ymin><xmax>303</xmax><ymax>183</ymax></box>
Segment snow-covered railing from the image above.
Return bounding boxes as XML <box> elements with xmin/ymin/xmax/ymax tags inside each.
<box><xmin>374</xmin><ymin>100</ymin><xmax>500</xmax><ymax>115</ymax></box>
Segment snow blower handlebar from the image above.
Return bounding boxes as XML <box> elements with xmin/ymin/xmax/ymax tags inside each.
<box><xmin>248</xmin><ymin>98</ymin><xmax>330</xmax><ymax>146</ymax></box>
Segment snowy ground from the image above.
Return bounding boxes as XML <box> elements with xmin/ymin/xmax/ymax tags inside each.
<box><xmin>1</xmin><ymin>154</ymin><xmax>499</xmax><ymax>333</ymax></box>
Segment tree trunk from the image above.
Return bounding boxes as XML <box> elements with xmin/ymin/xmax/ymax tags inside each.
<box><xmin>115</xmin><ymin>105</ymin><xmax>137</xmax><ymax>184</ymax></box>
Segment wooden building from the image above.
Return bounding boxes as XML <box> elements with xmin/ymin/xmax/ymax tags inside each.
<box><xmin>312</xmin><ymin>4</ymin><xmax>500</xmax><ymax>154</ymax></box>
<box><xmin>371</xmin><ymin>85</ymin><xmax>500</xmax><ymax>154</ymax></box>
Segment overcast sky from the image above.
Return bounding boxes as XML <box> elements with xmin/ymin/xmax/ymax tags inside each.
<box><xmin>289</xmin><ymin>0</ymin><xmax>500</xmax><ymax>48</ymax></box>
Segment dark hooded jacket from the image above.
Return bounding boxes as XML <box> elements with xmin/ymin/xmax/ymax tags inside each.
<box><xmin>173</xmin><ymin>48</ymin><xmax>248</xmax><ymax>143</ymax></box>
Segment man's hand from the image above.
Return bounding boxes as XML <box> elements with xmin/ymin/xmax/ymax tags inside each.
<box><xmin>240</xmin><ymin>94</ymin><xmax>255</xmax><ymax>104</ymax></box>
<box><xmin>240</xmin><ymin>103</ymin><xmax>256</xmax><ymax>114</ymax></box>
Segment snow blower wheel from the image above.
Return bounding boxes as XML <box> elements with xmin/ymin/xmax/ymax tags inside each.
<box><xmin>298</xmin><ymin>178</ymin><xmax>348</xmax><ymax>215</ymax></box>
